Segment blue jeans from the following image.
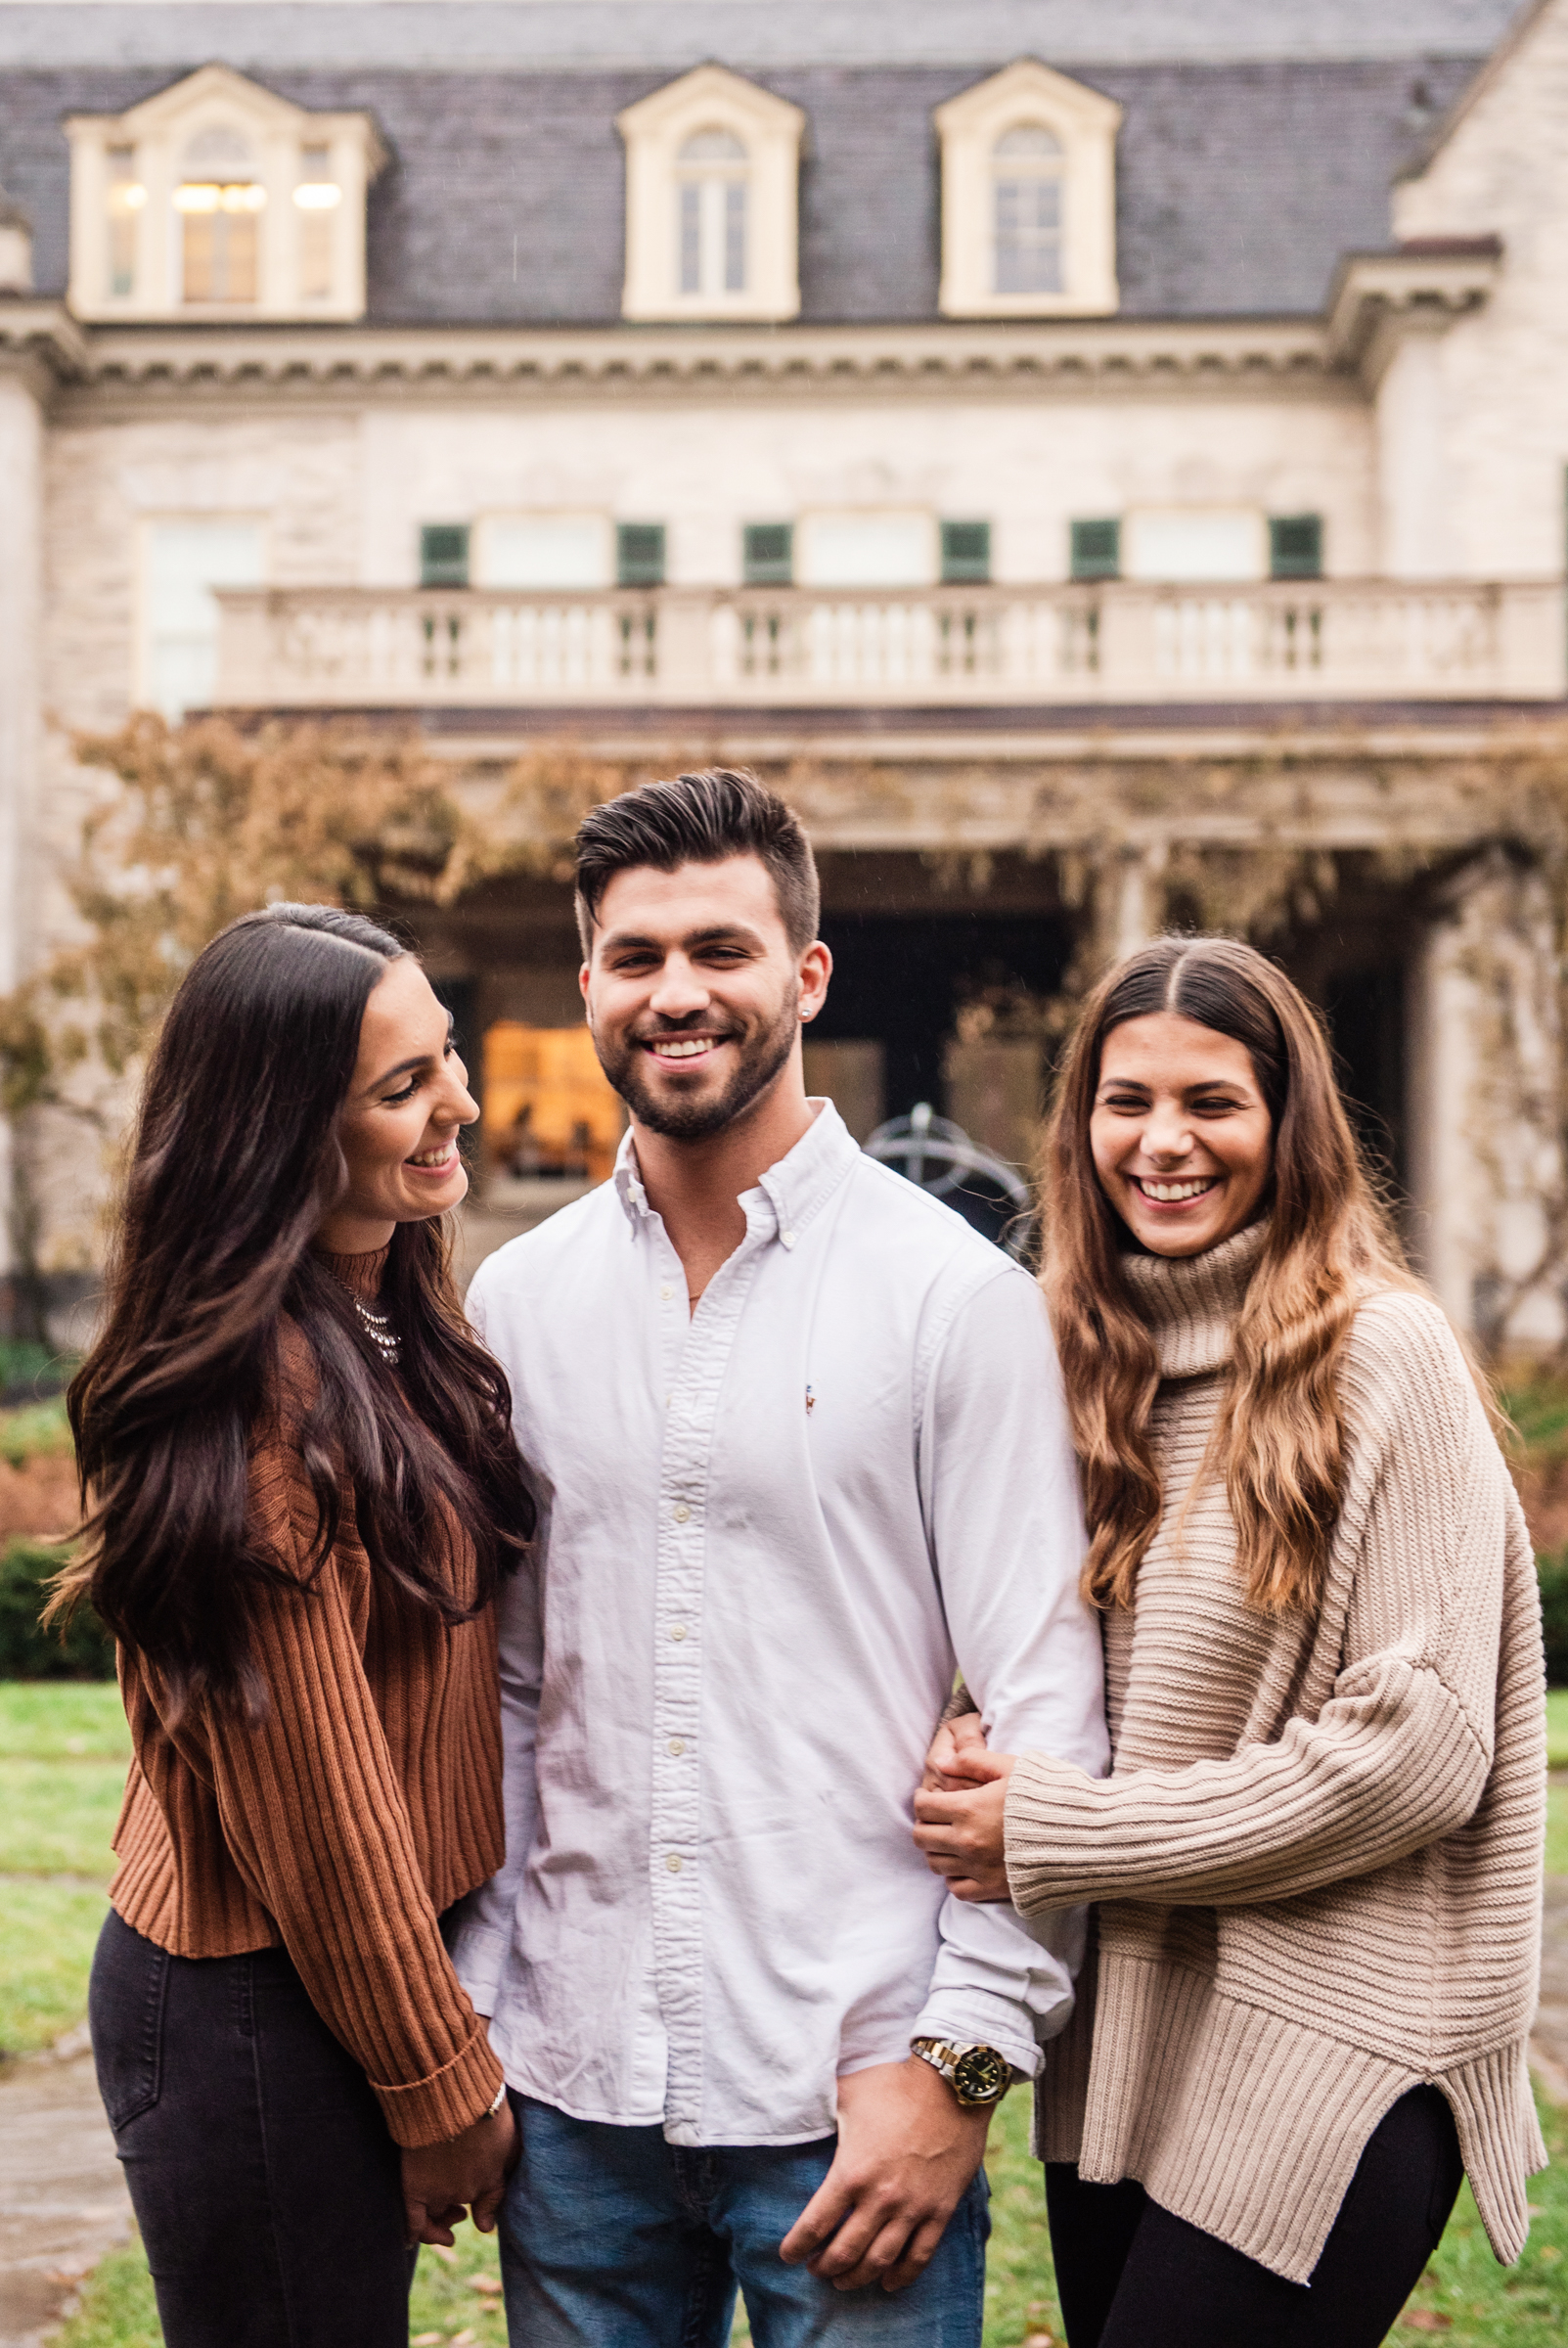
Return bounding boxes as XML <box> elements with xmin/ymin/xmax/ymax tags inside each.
<box><xmin>499</xmin><ymin>2094</ymin><xmax>990</xmax><ymax>2348</ymax></box>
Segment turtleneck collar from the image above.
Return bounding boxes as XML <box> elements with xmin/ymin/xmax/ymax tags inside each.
<box><xmin>315</xmin><ymin>1243</ymin><xmax>390</xmax><ymax>1302</ymax></box>
<box><xmin>1120</xmin><ymin>1218</ymin><xmax>1269</xmax><ymax>1379</ymax></box>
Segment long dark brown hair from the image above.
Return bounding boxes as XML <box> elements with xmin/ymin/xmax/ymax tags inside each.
<box><xmin>52</xmin><ymin>904</ymin><xmax>534</xmax><ymax>1721</ymax></box>
<box><xmin>1043</xmin><ymin>936</ymin><xmax>1418</xmax><ymax>1616</ymax></box>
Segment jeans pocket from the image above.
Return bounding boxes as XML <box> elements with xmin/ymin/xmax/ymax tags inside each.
<box><xmin>90</xmin><ymin>1912</ymin><xmax>170</xmax><ymax>2133</ymax></box>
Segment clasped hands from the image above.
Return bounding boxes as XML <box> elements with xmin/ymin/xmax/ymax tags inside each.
<box><xmin>911</xmin><ymin>1709</ymin><xmax>1016</xmax><ymax>1904</ymax></box>
<box><xmin>401</xmin><ymin>2097</ymin><xmax>517</xmax><ymax>2248</ymax></box>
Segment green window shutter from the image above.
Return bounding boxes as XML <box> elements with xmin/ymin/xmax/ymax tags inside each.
<box><xmin>1070</xmin><ymin>519</ymin><xmax>1120</xmax><ymax>581</ymax></box>
<box><xmin>940</xmin><ymin>520</ymin><xmax>991</xmax><ymax>584</ymax></box>
<box><xmin>420</xmin><ymin>524</ymin><xmax>470</xmax><ymax>588</ymax></box>
<box><xmin>743</xmin><ymin>522</ymin><xmax>794</xmax><ymax>586</ymax></box>
<box><xmin>1269</xmin><ymin>515</ymin><xmax>1322</xmax><ymax>579</ymax></box>
<box><xmin>616</xmin><ymin>522</ymin><xmax>666</xmax><ymax>587</ymax></box>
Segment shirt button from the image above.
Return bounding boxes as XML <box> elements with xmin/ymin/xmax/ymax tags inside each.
<box><xmin>782</xmin><ymin>1230</ymin><xmax>796</xmax><ymax>1247</ymax></box>
<box><xmin>669</xmin><ymin>1623</ymin><xmax>687</xmax><ymax>1642</ymax></box>
<box><xmin>659</xmin><ymin>1284</ymin><xmax>674</xmax><ymax>1301</ymax></box>
<box><xmin>673</xmin><ymin>1502</ymin><xmax>691</xmax><ymax>1523</ymax></box>
<box><xmin>665</xmin><ymin>1853</ymin><xmax>683</xmax><ymax>1874</ymax></box>
<box><xmin>667</xmin><ymin>1737</ymin><xmax>686</xmax><ymax>1756</ymax></box>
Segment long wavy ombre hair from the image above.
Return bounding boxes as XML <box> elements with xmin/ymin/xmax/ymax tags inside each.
<box><xmin>1043</xmin><ymin>936</ymin><xmax>1418</xmax><ymax>1616</ymax></box>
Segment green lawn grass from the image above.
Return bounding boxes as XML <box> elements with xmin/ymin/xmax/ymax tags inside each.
<box><xmin>0</xmin><ymin>1682</ymin><xmax>125</xmax><ymax>2055</ymax></box>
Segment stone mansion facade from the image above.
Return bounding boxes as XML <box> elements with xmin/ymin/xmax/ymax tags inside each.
<box><xmin>2</xmin><ymin>0</ymin><xmax>1568</xmax><ymax>1332</ymax></box>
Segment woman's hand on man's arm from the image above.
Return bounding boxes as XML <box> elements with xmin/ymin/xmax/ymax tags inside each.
<box><xmin>913</xmin><ymin>1736</ymin><xmax>1018</xmax><ymax>1902</ymax></box>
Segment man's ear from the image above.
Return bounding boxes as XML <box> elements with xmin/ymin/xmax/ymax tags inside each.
<box><xmin>579</xmin><ymin>962</ymin><xmax>592</xmax><ymax>1020</ymax></box>
<box><xmin>798</xmin><ymin>939</ymin><xmax>832</xmax><ymax>1021</ymax></box>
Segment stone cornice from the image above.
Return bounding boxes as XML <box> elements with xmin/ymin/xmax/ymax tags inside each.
<box><xmin>0</xmin><ymin>296</ymin><xmax>88</xmax><ymax>390</ymax></box>
<box><xmin>46</xmin><ymin>312</ymin><xmax>1336</xmax><ymax>406</ymax></box>
<box><xmin>1325</xmin><ymin>242</ymin><xmax>1501</xmax><ymax>384</ymax></box>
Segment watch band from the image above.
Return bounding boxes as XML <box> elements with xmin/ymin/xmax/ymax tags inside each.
<box><xmin>910</xmin><ymin>2036</ymin><xmax>1010</xmax><ymax>2108</ymax></box>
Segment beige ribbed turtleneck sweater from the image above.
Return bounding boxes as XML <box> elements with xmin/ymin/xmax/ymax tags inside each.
<box><xmin>1006</xmin><ymin>1223</ymin><xmax>1547</xmax><ymax>2283</ymax></box>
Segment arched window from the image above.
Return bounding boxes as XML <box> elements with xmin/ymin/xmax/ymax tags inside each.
<box><xmin>993</xmin><ymin>123</ymin><xmax>1063</xmax><ymax>296</ymax></box>
<box><xmin>175</xmin><ymin>123</ymin><xmax>264</xmax><ymax>303</ymax></box>
<box><xmin>676</xmin><ymin>127</ymin><xmax>747</xmax><ymax>298</ymax></box>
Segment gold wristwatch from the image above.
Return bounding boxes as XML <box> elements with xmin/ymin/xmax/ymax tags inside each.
<box><xmin>910</xmin><ymin>2037</ymin><xmax>1010</xmax><ymax>2108</ymax></box>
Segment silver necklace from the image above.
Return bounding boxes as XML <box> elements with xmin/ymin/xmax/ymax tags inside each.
<box><xmin>352</xmin><ymin>1294</ymin><xmax>401</xmax><ymax>1369</ymax></box>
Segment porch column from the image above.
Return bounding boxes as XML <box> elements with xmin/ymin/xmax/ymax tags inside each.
<box><xmin>0</xmin><ymin>354</ymin><xmax>46</xmax><ymax>1298</ymax></box>
<box><xmin>1405</xmin><ymin>852</ymin><xmax>1564</xmax><ymax>1345</ymax></box>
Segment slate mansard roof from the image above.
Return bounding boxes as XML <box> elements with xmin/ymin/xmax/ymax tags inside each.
<box><xmin>0</xmin><ymin>5</ymin><xmax>1497</xmax><ymax>327</ymax></box>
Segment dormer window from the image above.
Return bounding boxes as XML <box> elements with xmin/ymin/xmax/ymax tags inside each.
<box><xmin>67</xmin><ymin>65</ymin><xmax>384</xmax><ymax>323</ymax></box>
<box><xmin>993</xmin><ymin>125</ymin><xmax>1063</xmax><ymax>296</ymax></box>
<box><xmin>618</xmin><ymin>65</ymin><xmax>803</xmax><ymax>323</ymax></box>
<box><xmin>678</xmin><ymin>129</ymin><xmax>748</xmax><ymax>297</ymax></box>
<box><xmin>936</xmin><ymin>60</ymin><xmax>1121</xmax><ymax>319</ymax></box>
<box><xmin>176</xmin><ymin>127</ymin><xmax>263</xmax><ymax>305</ymax></box>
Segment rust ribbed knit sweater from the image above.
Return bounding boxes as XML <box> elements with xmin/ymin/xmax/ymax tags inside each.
<box><xmin>1006</xmin><ymin>1222</ymin><xmax>1547</xmax><ymax>2283</ymax></box>
<box><xmin>108</xmin><ymin>1248</ymin><xmax>506</xmax><ymax>2149</ymax></box>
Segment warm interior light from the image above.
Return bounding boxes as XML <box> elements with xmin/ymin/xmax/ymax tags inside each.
<box><xmin>175</xmin><ymin>182</ymin><xmax>266</xmax><ymax>214</ymax></box>
<box><xmin>108</xmin><ymin>182</ymin><xmax>147</xmax><ymax>213</ymax></box>
<box><xmin>293</xmin><ymin>183</ymin><xmax>342</xmax><ymax>211</ymax></box>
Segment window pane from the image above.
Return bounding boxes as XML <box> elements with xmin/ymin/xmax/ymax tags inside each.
<box><xmin>616</xmin><ymin>523</ymin><xmax>666</xmax><ymax>588</ymax></box>
<box><xmin>485</xmin><ymin>516</ymin><xmax>608</xmax><ymax>589</ymax></box>
<box><xmin>724</xmin><ymin>180</ymin><xmax>746</xmax><ymax>294</ymax></box>
<box><xmin>1070</xmin><ymin>519</ymin><xmax>1121</xmax><ymax>580</ymax></box>
<box><xmin>145</xmin><ymin>519</ymin><xmax>263</xmax><ymax>720</ymax></box>
<box><xmin>743</xmin><ymin>523</ymin><xmax>793</xmax><ymax>586</ymax></box>
<box><xmin>1269</xmin><ymin>515</ymin><xmax>1323</xmax><ymax>579</ymax></box>
<box><xmin>679</xmin><ymin>183</ymin><xmax>701</xmax><ymax>295</ymax></box>
<box><xmin>180</xmin><ymin>191</ymin><xmax>260</xmax><ymax>303</ymax></box>
<box><xmin>941</xmin><ymin>521</ymin><xmax>991</xmax><ymax>584</ymax></box>
<box><xmin>678</xmin><ymin>128</ymin><xmax>746</xmax><ymax>162</ymax></box>
<box><xmin>996</xmin><ymin>177</ymin><xmax>1062</xmax><ymax>295</ymax></box>
<box><xmin>421</xmin><ymin>524</ymin><xmax>470</xmax><ymax>588</ymax></box>
<box><xmin>107</xmin><ymin>147</ymin><xmax>142</xmax><ymax>298</ymax></box>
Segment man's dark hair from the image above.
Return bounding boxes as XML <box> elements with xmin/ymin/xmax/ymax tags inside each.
<box><xmin>574</xmin><ymin>769</ymin><xmax>821</xmax><ymax>957</ymax></box>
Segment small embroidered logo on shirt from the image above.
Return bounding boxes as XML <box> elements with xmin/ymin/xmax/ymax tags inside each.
<box><xmin>805</xmin><ymin>1385</ymin><xmax>816</xmax><ymax>1415</ymax></box>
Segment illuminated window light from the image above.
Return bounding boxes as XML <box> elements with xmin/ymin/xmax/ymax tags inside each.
<box><xmin>108</xmin><ymin>182</ymin><xmax>147</xmax><ymax>213</ymax></box>
<box><xmin>175</xmin><ymin>182</ymin><xmax>267</xmax><ymax>214</ymax></box>
<box><xmin>293</xmin><ymin>183</ymin><xmax>342</xmax><ymax>211</ymax></box>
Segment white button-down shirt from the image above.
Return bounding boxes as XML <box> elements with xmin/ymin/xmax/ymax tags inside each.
<box><xmin>451</xmin><ymin>1103</ymin><xmax>1107</xmax><ymax>2147</ymax></box>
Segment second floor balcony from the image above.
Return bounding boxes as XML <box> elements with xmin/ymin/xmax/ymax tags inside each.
<box><xmin>214</xmin><ymin>576</ymin><xmax>1567</xmax><ymax>712</ymax></box>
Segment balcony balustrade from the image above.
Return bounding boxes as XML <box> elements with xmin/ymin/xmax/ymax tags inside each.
<box><xmin>214</xmin><ymin>577</ymin><xmax>1566</xmax><ymax>710</ymax></box>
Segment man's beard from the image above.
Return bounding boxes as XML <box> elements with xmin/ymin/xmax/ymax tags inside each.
<box><xmin>594</xmin><ymin>985</ymin><xmax>800</xmax><ymax>1141</ymax></box>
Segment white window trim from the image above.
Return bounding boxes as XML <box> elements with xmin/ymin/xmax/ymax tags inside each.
<box><xmin>617</xmin><ymin>65</ymin><xmax>805</xmax><ymax>325</ymax></box>
<box><xmin>67</xmin><ymin>64</ymin><xmax>384</xmax><ymax>324</ymax></box>
<box><xmin>474</xmin><ymin>513</ymin><xmax>614</xmax><ymax>592</ymax></box>
<box><xmin>935</xmin><ymin>59</ymin><xmax>1122</xmax><ymax>320</ymax></box>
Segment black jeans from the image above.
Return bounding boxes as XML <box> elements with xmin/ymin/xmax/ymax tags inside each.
<box><xmin>1047</xmin><ymin>2084</ymin><xmax>1464</xmax><ymax>2348</ymax></box>
<box><xmin>89</xmin><ymin>1908</ymin><xmax>416</xmax><ymax>2348</ymax></box>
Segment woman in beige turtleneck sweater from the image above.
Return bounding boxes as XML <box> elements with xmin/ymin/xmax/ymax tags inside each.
<box><xmin>915</xmin><ymin>937</ymin><xmax>1546</xmax><ymax>2348</ymax></box>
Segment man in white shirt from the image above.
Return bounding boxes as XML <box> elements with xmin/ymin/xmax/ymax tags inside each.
<box><xmin>452</xmin><ymin>769</ymin><xmax>1107</xmax><ymax>2347</ymax></box>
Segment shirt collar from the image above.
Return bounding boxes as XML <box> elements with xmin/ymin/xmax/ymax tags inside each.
<box><xmin>613</xmin><ymin>1101</ymin><xmax>860</xmax><ymax>1249</ymax></box>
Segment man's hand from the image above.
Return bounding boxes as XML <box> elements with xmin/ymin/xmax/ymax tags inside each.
<box><xmin>778</xmin><ymin>2056</ymin><xmax>991</xmax><ymax>2293</ymax></box>
<box><xmin>400</xmin><ymin>2100</ymin><xmax>518</xmax><ymax>2247</ymax></box>
<box><xmin>912</xmin><ymin>1752</ymin><xmax>1016</xmax><ymax>1902</ymax></box>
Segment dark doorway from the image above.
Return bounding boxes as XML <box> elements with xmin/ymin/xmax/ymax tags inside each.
<box><xmin>813</xmin><ymin>911</ymin><xmax>1075</xmax><ymax>1124</ymax></box>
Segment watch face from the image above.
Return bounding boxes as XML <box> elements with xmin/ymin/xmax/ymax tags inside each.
<box><xmin>952</xmin><ymin>2046</ymin><xmax>1008</xmax><ymax>2105</ymax></box>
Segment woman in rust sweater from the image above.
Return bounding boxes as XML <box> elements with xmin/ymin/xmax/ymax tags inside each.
<box><xmin>55</xmin><ymin>904</ymin><xmax>534</xmax><ymax>2348</ymax></box>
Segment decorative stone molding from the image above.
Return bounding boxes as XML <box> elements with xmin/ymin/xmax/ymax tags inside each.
<box><xmin>934</xmin><ymin>59</ymin><xmax>1122</xmax><ymax>319</ymax></box>
<box><xmin>65</xmin><ymin>64</ymin><xmax>386</xmax><ymax>325</ymax></box>
<box><xmin>617</xmin><ymin>65</ymin><xmax>806</xmax><ymax>325</ymax></box>
<box><xmin>1325</xmin><ymin>240</ymin><xmax>1502</xmax><ymax>385</ymax></box>
<box><xmin>51</xmin><ymin>314</ymin><xmax>1331</xmax><ymax>405</ymax></box>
